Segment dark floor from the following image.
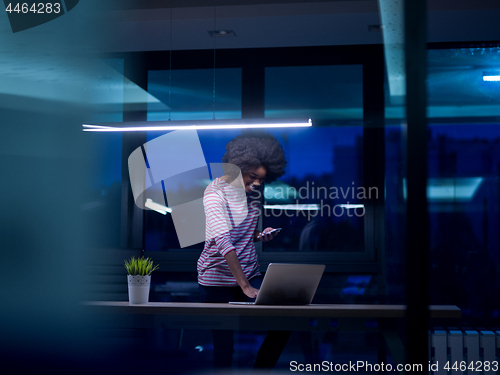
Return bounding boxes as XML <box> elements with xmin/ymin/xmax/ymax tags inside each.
<box><xmin>88</xmin><ymin>328</ymin><xmax>393</xmax><ymax>374</ymax></box>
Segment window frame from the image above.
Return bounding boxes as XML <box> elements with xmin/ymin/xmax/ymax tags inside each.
<box><xmin>108</xmin><ymin>44</ymin><xmax>385</xmax><ymax>273</ymax></box>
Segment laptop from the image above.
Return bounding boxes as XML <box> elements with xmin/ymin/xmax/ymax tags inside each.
<box><xmin>229</xmin><ymin>263</ymin><xmax>325</xmax><ymax>305</ymax></box>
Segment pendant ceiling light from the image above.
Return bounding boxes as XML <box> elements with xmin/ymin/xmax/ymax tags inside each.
<box><xmin>83</xmin><ymin>5</ymin><xmax>312</xmax><ymax>133</ymax></box>
<box><xmin>82</xmin><ymin>118</ymin><xmax>312</xmax><ymax>132</ymax></box>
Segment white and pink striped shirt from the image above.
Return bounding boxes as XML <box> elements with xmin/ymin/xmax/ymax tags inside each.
<box><xmin>197</xmin><ymin>177</ymin><xmax>261</xmax><ymax>286</ymax></box>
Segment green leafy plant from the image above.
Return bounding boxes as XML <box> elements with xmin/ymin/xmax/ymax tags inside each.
<box><xmin>124</xmin><ymin>256</ymin><xmax>159</xmax><ymax>276</ymax></box>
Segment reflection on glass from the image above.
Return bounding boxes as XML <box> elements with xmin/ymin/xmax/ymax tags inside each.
<box><xmin>83</xmin><ymin>58</ymin><xmax>124</xmax><ymax>248</ymax></box>
<box><xmin>144</xmin><ymin>67</ymin><xmax>242</xmax><ymax>251</ymax></box>
<box><xmin>262</xmin><ymin>127</ymin><xmax>364</xmax><ymax>252</ymax></box>
<box><xmin>147</xmin><ymin>68</ymin><xmax>242</xmax><ymax>121</ymax></box>
<box><xmin>387</xmin><ymin>47</ymin><xmax>500</xmax><ymax>320</ymax></box>
<box><xmin>144</xmin><ymin>129</ymin><xmax>243</xmax><ymax>251</ymax></box>
<box><xmin>427</xmin><ymin>123</ymin><xmax>500</xmax><ymax>325</ymax></box>
<box><xmin>401</xmin><ymin>177</ymin><xmax>483</xmax><ymax>201</ymax></box>
<box><xmin>263</xmin><ymin>65</ymin><xmax>365</xmax><ymax>252</ymax></box>
<box><xmin>387</xmin><ymin>47</ymin><xmax>500</xmax><ymax>120</ymax></box>
<box><xmin>265</xmin><ymin>65</ymin><xmax>363</xmax><ymax>121</ymax></box>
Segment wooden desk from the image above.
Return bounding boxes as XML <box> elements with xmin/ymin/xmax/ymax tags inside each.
<box><xmin>85</xmin><ymin>301</ymin><xmax>460</xmax><ymax>319</ymax></box>
<box><xmin>84</xmin><ymin>302</ymin><xmax>460</xmax><ymax>369</ymax></box>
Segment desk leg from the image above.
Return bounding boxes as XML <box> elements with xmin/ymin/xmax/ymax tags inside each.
<box><xmin>379</xmin><ymin>320</ymin><xmax>407</xmax><ymax>374</ymax></box>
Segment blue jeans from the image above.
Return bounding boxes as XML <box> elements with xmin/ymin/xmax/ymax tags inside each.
<box><xmin>199</xmin><ymin>276</ymin><xmax>291</xmax><ymax>372</ymax></box>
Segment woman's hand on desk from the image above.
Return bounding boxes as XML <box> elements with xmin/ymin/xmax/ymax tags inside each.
<box><xmin>242</xmin><ymin>284</ymin><xmax>259</xmax><ymax>299</ymax></box>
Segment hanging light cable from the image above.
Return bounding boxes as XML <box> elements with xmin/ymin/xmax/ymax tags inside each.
<box><xmin>83</xmin><ymin>3</ymin><xmax>313</xmax><ymax>133</ymax></box>
<box><xmin>168</xmin><ymin>7</ymin><xmax>173</xmax><ymax>121</ymax></box>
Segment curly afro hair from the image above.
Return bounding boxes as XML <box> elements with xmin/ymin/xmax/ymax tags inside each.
<box><xmin>222</xmin><ymin>133</ymin><xmax>287</xmax><ymax>183</ymax></box>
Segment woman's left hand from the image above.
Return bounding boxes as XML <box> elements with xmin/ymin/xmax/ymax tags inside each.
<box><xmin>259</xmin><ymin>227</ymin><xmax>279</xmax><ymax>242</ymax></box>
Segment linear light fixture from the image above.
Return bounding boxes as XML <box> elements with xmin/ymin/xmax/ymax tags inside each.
<box><xmin>483</xmin><ymin>71</ymin><xmax>500</xmax><ymax>82</ymax></box>
<box><xmin>82</xmin><ymin>118</ymin><xmax>312</xmax><ymax>132</ymax></box>
<box><xmin>145</xmin><ymin>198</ymin><xmax>172</xmax><ymax>215</ymax></box>
<box><xmin>339</xmin><ymin>204</ymin><xmax>364</xmax><ymax>209</ymax></box>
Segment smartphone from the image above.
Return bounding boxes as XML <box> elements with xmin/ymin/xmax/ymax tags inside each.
<box><xmin>258</xmin><ymin>228</ymin><xmax>282</xmax><ymax>238</ymax></box>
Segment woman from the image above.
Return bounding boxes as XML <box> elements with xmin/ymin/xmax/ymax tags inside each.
<box><xmin>197</xmin><ymin>133</ymin><xmax>290</xmax><ymax>372</ymax></box>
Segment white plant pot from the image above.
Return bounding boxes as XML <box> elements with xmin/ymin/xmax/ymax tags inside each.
<box><xmin>127</xmin><ymin>275</ymin><xmax>151</xmax><ymax>304</ymax></box>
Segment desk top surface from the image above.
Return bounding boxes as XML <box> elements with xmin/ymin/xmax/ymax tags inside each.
<box><xmin>83</xmin><ymin>302</ymin><xmax>461</xmax><ymax>319</ymax></box>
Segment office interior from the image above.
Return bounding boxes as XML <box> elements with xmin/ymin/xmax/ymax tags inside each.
<box><xmin>1</xmin><ymin>0</ymin><xmax>499</xmax><ymax>373</ymax></box>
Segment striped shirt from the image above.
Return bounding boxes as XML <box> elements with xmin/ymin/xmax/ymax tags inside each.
<box><xmin>197</xmin><ymin>177</ymin><xmax>261</xmax><ymax>286</ymax></box>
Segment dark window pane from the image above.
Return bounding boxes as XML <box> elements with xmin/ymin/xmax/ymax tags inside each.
<box><xmin>263</xmin><ymin>65</ymin><xmax>365</xmax><ymax>252</ymax></box>
<box><xmin>148</xmin><ymin>68</ymin><xmax>242</xmax><ymax>121</ymax></box>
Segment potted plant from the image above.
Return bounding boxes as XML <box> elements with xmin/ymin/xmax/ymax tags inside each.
<box><xmin>124</xmin><ymin>256</ymin><xmax>159</xmax><ymax>304</ymax></box>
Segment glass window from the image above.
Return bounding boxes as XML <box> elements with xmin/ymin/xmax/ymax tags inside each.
<box><xmin>84</xmin><ymin>58</ymin><xmax>124</xmax><ymax>248</ymax></box>
<box><xmin>263</xmin><ymin>65</ymin><xmax>365</xmax><ymax>253</ymax></box>
<box><xmin>143</xmin><ymin>129</ymin><xmax>243</xmax><ymax>251</ymax></box>
<box><xmin>147</xmin><ymin>68</ymin><xmax>242</xmax><ymax>121</ymax></box>
<box><xmin>427</xmin><ymin>122</ymin><xmax>500</xmax><ymax>325</ymax></box>
<box><xmin>427</xmin><ymin>47</ymin><xmax>500</xmax><ymax>119</ymax></box>
<box><xmin>386</xmin><ymin>47</ymin><xmax>500</xmax><ymax>120</ymax></box>
<box><xmin>144</xmin><ymin>68</ymin><xmax>242</xmax><ymax>251</ymax></box>
<box><xmin>386</xmin><ymin>46</ymin><xmax>500</xmax><ymax>321</ymax></box>
<box><xmin>265</xmin><ymin>65</ymin><xmax>363</xmax><ymax>121</ymax></box>
<box><xmin>384</xmin><ymin>123</ymin><xmax>406</xmax><ymax>303</ymax></box>
<box><xmin>425</xmin><ymin>46</ymin><xmax>500</xmax><ymax>326</ymax></box>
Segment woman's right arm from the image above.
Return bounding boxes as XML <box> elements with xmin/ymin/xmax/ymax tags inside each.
<box><xmin>204</xmin><ymin>189</ymin><xmax>259</xmax><ymax>298</ymax></box>
<box><xmin>224</xmin><ymin>250</ymin><xmax>259</xmax><ymax>298</ymax></box>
